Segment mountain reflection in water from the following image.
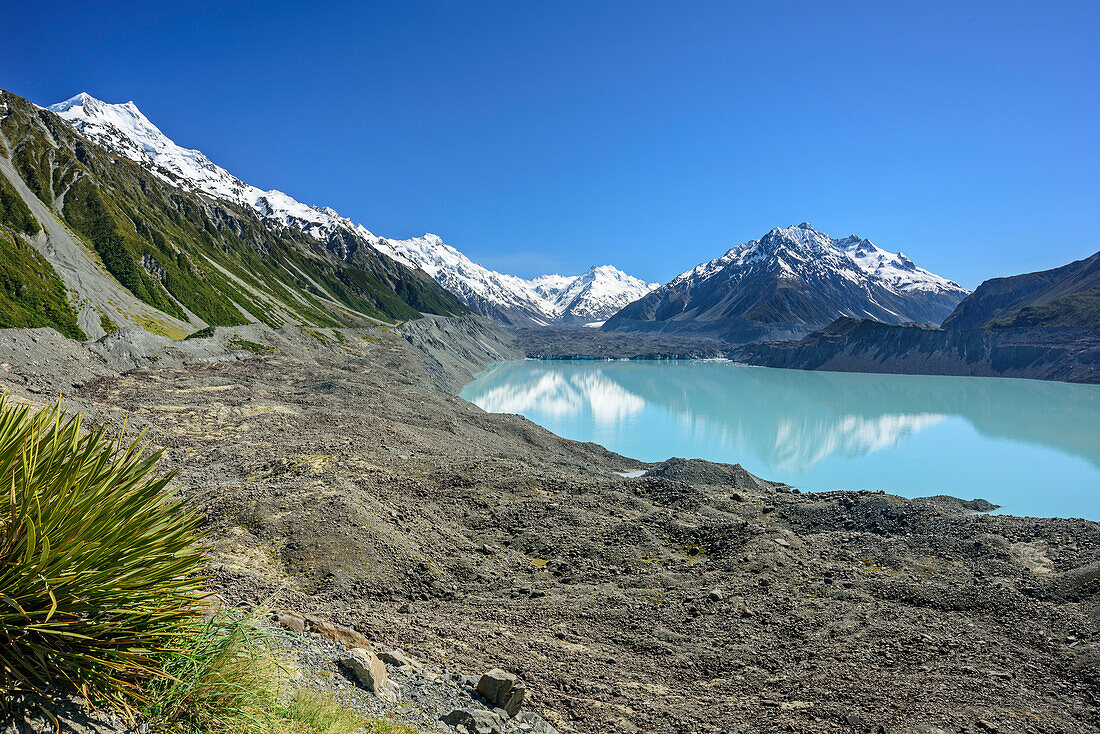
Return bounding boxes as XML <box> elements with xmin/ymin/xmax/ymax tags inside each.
<box><xmin>461</xmin><ymin>360</ymin><xmax>1100</xmax><ymax>519</ymax></box>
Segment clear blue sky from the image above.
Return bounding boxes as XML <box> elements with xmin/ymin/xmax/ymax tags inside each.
<box><xmin>6</xmin><ymin>1</ymin><xmax>1098</xmax><ymax>288</ymax></box>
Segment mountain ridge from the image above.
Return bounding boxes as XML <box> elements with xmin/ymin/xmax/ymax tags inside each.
<box><xmin>50</xmin><ymin>93</ymin><xmax>656</xmax><ymax>326</ymax></box>
<box><xmin>735</xmin><ymin>249</ymin><xmax>1100</xmax><ymax>383</ymax></box>
<box><xmin>0</xmin><ymin>88</ymin><xmax>469</xmax><ymax>340</ymax></box>
<box><xmin>942</xmin><ymin>250</ymin><xmax>1100</xmax><ymax>330</ymax></box>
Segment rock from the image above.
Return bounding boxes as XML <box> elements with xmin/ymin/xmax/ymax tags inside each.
<box><xmin>307</xmin><ymin>616</ymin><xmax>372</xmax><ymax>648</ymax></box>
<box><xmin>976</xmin><ymin>721</ymin><xmax>999</xmax><ymax>733</ymax></box>
<box><xmin>774</xmin><ymin>538</ymin><xmax>790</xmax><ymax>548</ymax></box>
<box><xmin>476</xmin><ymin>668</ymin><xmax>527</xmax><ymax>717</ymax></box>
<box><xmin>397</xmin><ymin>602</ymin><xmax>412</xmax><ymax>614</ymax></box>
<box><xmin>276</xmin><ymin>611</ymin><xmax>307</xmax><ymax>634</ymax></box>
<box><xmin>339</xmin><ymin>648</ymin><xmax>400</xmax><ymax>704</ymax></box>
<box><xmin>707</xmin><ymin>589</ymin><xmax>723</xmax><ymax>602</ymax></box>
<box><xmin>513</xmin><ymin>712</ymin><xmax>560</xmax><ymax>733</ymax></box>
<box><xmin>440</xmin><ymin>707</ymin><xmax>505</xmax><ymax>734</ymax></box>
<box><xmin>378</xmin><ymin>648</ymin><xmax>422</xmax><ymax>672</ymax></box>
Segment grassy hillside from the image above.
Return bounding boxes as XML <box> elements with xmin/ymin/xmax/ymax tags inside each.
<box><xmin>0</xmin><ymin>90</ymin><xmax>468</xmax><ymax>334</ymax></box>
<box><xmin>0</xmin><ymin>174</ymin><xmax>39</xmax><ymax>235</ymax></box>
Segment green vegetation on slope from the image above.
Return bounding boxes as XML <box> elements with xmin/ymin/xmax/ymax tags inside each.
<box><xmin>991</xmin><ymin>285</ymin><xmax>1100</xmax><ymax>329</ymax></box>
<box><xmin>0</xmin><ymin>175</ymin><xmax>39</xmax><ymax>235</ymax></box>
<box><xmin>0</xmin><ymin>229</ymin><xmax>85</xmax><ymax>339</ymax></box>
<box><xmin>62</xmin><ymin>178</ymin><xmax>190</xmax><ymax>320</ymax></box>
<box><xmin>0</xmin><ymin>90</ymin><xmax>469</xmax><ymax>336</ymax></box>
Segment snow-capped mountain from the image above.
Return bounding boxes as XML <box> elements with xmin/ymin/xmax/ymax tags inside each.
<box><xmin>371</xmin><ymin>233</ymin><xmax>657</xmax><ymax>325</ymax></box>
<box><xmin>549</xmin><ymin>265</ymin><xmax>660</xmax><ymax>325</ymax></box>
<box><xmin>604</xmin><ymin>223</ymin><xmax>969</xmax><ymax>342</ymax></box>
<box><xmin>48</xmin><ymin>93</ymin><xmax>655</xmax><ymax>325</ymax></box>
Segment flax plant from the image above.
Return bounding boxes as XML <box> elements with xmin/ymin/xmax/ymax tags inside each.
<box><xmin>0</xmin><ymin>396</ymin><xmax>206</xmax><ymax>708</ymax></box>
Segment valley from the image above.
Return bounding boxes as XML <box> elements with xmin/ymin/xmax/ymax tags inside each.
<box><xmin>0</xmin><ymin>81</ymin><xmax>1097</xmax><ymax>734</ymax></box>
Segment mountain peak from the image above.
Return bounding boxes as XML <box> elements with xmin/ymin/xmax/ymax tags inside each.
<box><xmin>48</xmin><ymin>92</ymin><xmax>99</xmax><ymax>113</ymax></box>
<box><xmin>608</xmin><ymin>224</ymin><xmax>971</xmax><ymax>340</ymax></box>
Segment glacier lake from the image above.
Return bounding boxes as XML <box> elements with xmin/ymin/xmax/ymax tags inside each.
<box><xmin>460</xmin><ymin>360</ymin><xmax>1100</xmax><ymax>520</ymax></box>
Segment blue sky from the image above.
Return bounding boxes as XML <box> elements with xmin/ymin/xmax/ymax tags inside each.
<box><xmin>5</xmin><ymin>1</ymin><xmax>1098</xmax><ymax>288</ymax></box>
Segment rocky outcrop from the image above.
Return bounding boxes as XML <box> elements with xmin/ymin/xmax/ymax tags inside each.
<box><xmin>476</xmin><ymin>669</ymin><xmax>527</xmax><ymax>717</ymax></box>
<box><xmin>439</xmin><ymin>669</ymin><xmax>556</xmax><ymax>734</ymax></box>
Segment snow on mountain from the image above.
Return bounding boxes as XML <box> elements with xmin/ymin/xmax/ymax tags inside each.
<box><xmin>550</xmin><ymin>265</ymin><xmax>661</xmax><ymax>324</ymax></box>
<box><xmin>48</xmin><ymin>93</ymin><xmax>382</xmax><ymax>251</ymax></box>
<box><xmin>605</xmin><ymin>223</ymin><xmax>969</xmax><ymax>342</ymax></box>
<box><xmin>372</xmin><ymin>233</ymin><xmax>657</xmax><ymax>325</ymax></box>
<box><xmin>48</xmin><ymin>93</ymin><xmax>655</xmax><ymax>325</ymax></box>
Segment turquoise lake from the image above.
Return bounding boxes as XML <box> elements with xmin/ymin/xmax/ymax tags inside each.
<box><xmin>460</xmin><ymin>360</ymin><xmax>1100</xmax><ymax>520</ymax></box>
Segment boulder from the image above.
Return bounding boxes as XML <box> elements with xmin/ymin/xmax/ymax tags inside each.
<box><xmin>440</xmin><ymin>707</ymin><xmax>505</xmax><ymax>734</ymax></box>
<box><xmin>513</xmin><ymin>712</ymin><xmax>560</xmax><ymax>733</ymax></box>
<box><xmin>377</xmin><ymin>648</ymin><xmax>422</xmax><ymax>672</ymax></box>
<box><xmin>476</xmin><ymin>668</ymin><xmax>527</xmax><ymax>717</ymax></box>
<box><xmin>339</xmin><ymin>648</ymin><xmax>400</xmax><ymax>704</ymax></box>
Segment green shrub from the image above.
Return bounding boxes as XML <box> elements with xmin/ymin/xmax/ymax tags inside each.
<box><xmin>0</xmin><ymin>397</ymin><xmax>206</xmax><ymax>709</ymax></box>
<box><xmin>98</xmin><ymin>309</ymin><xmax>121</xmax><ymax>335</ymax></box>
<box><xmin>230</xmin><ymin>335</ymin><xmax>275</xmax><ymax>354</ymax></box>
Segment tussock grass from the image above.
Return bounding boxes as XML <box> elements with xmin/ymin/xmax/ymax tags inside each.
<box><xmin>281</xmin><ymin>690</ymin><xmax>366</xmax><ymax>733</ymax></box>
<box><xmin>143</xmin><ymin>609</ymin><xmax>280</xmax><ymax>734</ymax></box>
<box><xmin>145</xmin><ymin>617</ymin><xmax>426</xmax><ymax>734</ymax></box>
<box><xmin>0</xmin><ymin>396</ymin><xmax>206</xmax><ymax>709</ymax></box>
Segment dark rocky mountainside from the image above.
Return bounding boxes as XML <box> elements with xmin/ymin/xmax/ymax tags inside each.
<box><xmin>942</xmin><ymin>250</ymin><xmax>1100</xmax><ymax>330</ymax></box>
<box><xmin>0</xmin><ymin>89</ymin><xmax>467</xmax><ymax>341</ymax></box>
<box><xmin>736</xmin><ymin>251</ymin><xmax>1100</xmax><ymax>383</ymax></box>
<box><xmin>735</xmin><ymin>317</ymin><xmax>1100</xmax><ymax>383</ymax></box>
<box><xmin>603</xmin><ymin>223</ymin><xmax>968</xmax><ymax>343</ymax></box>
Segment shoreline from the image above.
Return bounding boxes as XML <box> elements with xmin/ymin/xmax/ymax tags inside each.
<box><xmin>510</xmin><ymin>323</ymin><xmax>1100</xmax><ymax>385</ymax></box>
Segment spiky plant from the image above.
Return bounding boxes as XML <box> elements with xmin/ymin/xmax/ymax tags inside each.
<box><xmin>0</xmin><ymin>396</ymin><xmax>206</xmax><ymax>708</ymax></box>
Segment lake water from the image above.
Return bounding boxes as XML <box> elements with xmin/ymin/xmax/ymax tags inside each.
<box><xmin>460</xmin><ymin>360</ymin><xmax>1100</xmax><ymax>520</ymax></box>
